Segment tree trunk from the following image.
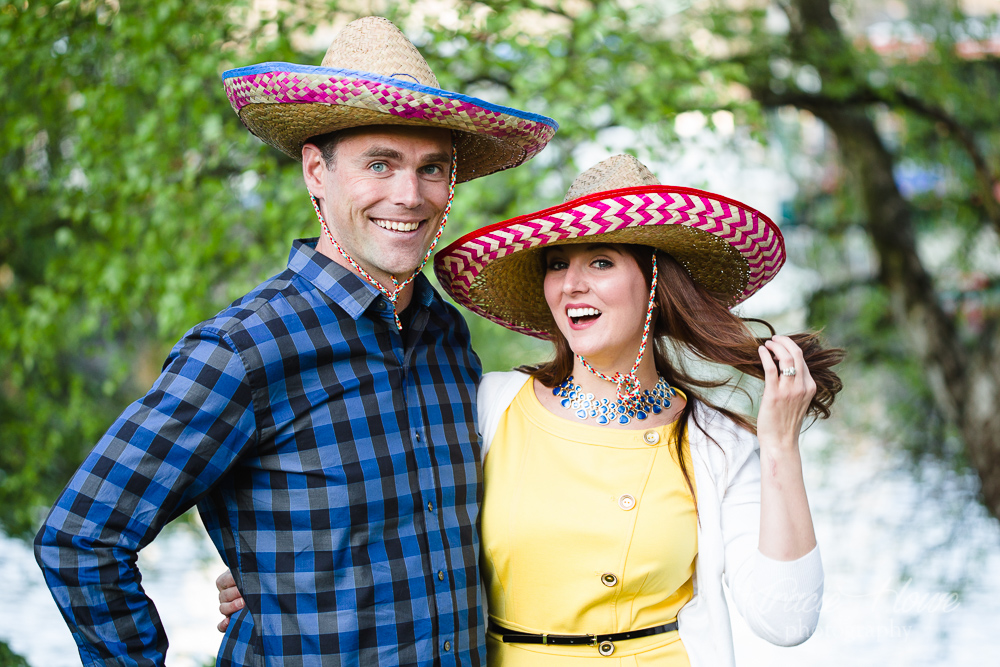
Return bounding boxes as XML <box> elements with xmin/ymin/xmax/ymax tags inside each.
<box><xmin>775</xmin><ymin>0</ymin><xmax>1000</xmax><ymax>520</ymax></box>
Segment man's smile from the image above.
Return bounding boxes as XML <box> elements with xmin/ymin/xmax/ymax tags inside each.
<box><xmin>372</xmin><ymin>217</ymin><xmax>422</xmax><ymax>233</ymax></box>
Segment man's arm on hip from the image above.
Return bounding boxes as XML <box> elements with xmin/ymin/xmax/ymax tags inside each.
<box><xmin>34</xmin><ymin>326</ymin><xmax>258</xmax><ymax>666</ymax></box>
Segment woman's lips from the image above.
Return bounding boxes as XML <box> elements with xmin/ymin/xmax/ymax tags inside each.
<box><xmin>566</xmin><ymin>305</ymin><xmax>602</xmax><ymax>330</ymax></box>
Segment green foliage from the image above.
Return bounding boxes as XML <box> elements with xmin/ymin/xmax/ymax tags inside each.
<box><xmin>0</xmin><ymin>640</ymin><xmax>29</xmax><ymax>667</ymax></box>
<box><xmin>0</xmin><ymin>0</ymin><xmax>319</xmax><ymax>537</ymax></box>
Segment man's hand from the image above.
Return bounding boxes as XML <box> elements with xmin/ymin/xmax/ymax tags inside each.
<box><xmin>215</xmin><ymin>568</ymin><xmax>245</xmax><ymax>633</ymax></box>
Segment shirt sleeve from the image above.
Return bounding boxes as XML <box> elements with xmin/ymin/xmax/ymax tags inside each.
<box><xmin>33</xmin><ymin>326</ymin><xmax>258</xmax><ymax>667</ymax></box>
<box><xmin>720</xmin><ymin>433</ymin><xmax>825</xmax><ymax>646</ymax></box>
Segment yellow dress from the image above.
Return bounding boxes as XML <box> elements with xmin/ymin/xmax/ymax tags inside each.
<box><xmin>481</xmin><ymin>380</ymin><xmax>697</xmax><ymax>666</ymax></box>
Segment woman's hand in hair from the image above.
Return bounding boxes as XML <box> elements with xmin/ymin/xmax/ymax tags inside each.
<box><xmin>755</xmin><ymin>335</ymin><xmax>818</xmax><ymax>561</ymax></box>
<box><xmin>756</xmin><ymin>335</ymin><xmax>817</xmax><ymax>450</ymax></box>
<box><xmin>216</xmin><ymin>568</ymin><xmax>245</xmax><ymax>633</ymax></box>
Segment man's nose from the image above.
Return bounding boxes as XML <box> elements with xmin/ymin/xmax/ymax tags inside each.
<box><xmin>392</xmin><ymin>171</ymin><xmax>424</xmax><ymax>209</ymax></box>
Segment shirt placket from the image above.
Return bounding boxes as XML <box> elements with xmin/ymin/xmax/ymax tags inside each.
<box><xmin>379</xmin><ymin>297</ymin><xmax>458</xmax><ymax>666</ymax></box>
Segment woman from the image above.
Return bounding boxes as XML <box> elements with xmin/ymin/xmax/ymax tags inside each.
<box><xmin>218</xmin><ymin>154</ymin><xmax>843</xmax><ymax>666</ymax></box>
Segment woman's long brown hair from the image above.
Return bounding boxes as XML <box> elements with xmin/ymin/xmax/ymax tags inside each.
<box><xmin>520</xmin><ymin>246</ymin><xmax>845</xmax><ymax>504</ymax></box>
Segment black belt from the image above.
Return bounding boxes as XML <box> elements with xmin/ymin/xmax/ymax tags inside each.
<box><xmin>488</xmin><ymin>619</ymin><xmax>678</xmax><ymax>657</ymax></box>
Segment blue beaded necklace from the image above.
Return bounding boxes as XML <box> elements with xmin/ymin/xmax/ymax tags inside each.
<box><xmin>552</xmin><ymin>375</ymin><xmax>677</xmax><ymax>426</ymax></box>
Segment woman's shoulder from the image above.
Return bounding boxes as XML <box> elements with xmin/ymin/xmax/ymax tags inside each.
<box><xmin>685</xmin><ymin>399</ymin><xmax>758</xmax><ymax>476</ymax></box>
<box><xmin>479</xmin><ymin>370</ymin><xmax>532</xmax><ymax>402</ymax></box>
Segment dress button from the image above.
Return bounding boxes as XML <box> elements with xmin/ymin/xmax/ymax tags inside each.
<box><xmin>598</xmin><ymin>640</ymin><xmax>615</xmax><ymax>656</ymax></box>
<box><xmin>618</xmin><ymin>494</ymin><xmax>636</xmax><ymax>511</ymax></box>
<box><xmin>642</xmin><ymin>430</ymin><xmax>660</xmax><ymax>445</ymax></box>
<box><xmin>601</xmin><ymin>572</ymin><xmax>618</xmax><ymax>587</ymax></box>
<box><xmin>444</xmin><ymin>641</ymin><xmax>451</xmax><ymax>652</ymax></box>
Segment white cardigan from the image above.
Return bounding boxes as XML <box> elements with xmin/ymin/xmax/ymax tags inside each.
<box><xmin>478</xmin><ymin>371</ymin><xmax>823</xmax><ymax>667</ymax></box>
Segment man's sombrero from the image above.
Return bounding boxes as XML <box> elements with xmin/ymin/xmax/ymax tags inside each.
<box><xmin>222</xmin><ymin>16</ymin><xmax>557</xmax><ymax>182</ymax></box>
<box><xmin>434</xmin><ymin>154</ymin><xmax>786</xmax><ymax>339</ymax></box>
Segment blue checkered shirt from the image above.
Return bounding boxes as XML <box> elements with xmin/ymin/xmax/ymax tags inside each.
<box><xmin>34</xmin><ymin>239</ymin><xmax>486</xmax><ymax>667</ymax></box>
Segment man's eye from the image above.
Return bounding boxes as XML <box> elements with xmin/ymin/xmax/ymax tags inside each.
<box><xmin>421</xmin><ymin>165</ymin><xmax>442</xmax><ymax>175</ymax></box>
<box><xmin>370</xmin><ymin>162</ymin><xmax>388</xmax><ymax>173</ymax></box>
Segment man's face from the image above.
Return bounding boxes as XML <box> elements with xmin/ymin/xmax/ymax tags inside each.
<box><xmin>304</xmin><ymin>126</ymin><xmax>453</xmax><ymax>285</ymax></box>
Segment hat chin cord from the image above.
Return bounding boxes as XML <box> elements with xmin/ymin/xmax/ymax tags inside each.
<box><xmin>576</xmin><ymin>254</ymin><xmax>659</xmax><ymax>409</ymax></box>
<box><xmin>310</xmin><ymin>138</ymin><xmax>458</xmax><ymax>330</ymax></box>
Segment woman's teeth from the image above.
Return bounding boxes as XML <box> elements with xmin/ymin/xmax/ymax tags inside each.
<box><xmin>373</xmin><ymin>218</ymin><xmax>420</xmax><ymax>232</ymax></box>
<box><xmin>567</xmin><ymin>307</ymin><xmax>602</xmax><ymax>319</ymax></box>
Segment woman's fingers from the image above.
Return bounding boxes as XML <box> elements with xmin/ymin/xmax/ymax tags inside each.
<box><xmin>216</xmin><ymin>568</ymin><xmax>236</xmax><ymax>593</ymax></box>
<box><xmin>758</xmin><ymin>344</ymin><xmax>778</xmax><ymax>381</ymax></box>
<box><xmin>764</xmin><ymin>337</ymin><xmax>797</xmax><ymax>378</ymax></box>
<box><xmin>219</xmin><ymin>595</ymin><xmax>245</xmax><ymax>617</ymax></box>
<box><xmin>219</xmin><ymin>585</ymin><xmax>243</xmax><ymax>604</ymax></box>
<box><xmin>216</xmin><ymin>567</ymin><xmax>245</xmax><ymax>620</ymax></box>
<box><xmin>757</xmin><ymin>336</ymin><xmax>818</xmax><ymax>449</ymax></box>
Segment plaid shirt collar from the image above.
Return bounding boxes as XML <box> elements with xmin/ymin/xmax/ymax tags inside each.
<box><xmin>287</xmin><ymin>238</ymin><xmax>436</xmax><ymax>319</ymax></box>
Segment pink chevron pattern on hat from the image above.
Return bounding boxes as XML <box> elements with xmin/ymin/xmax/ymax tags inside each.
<box><xmin>435</xmin><ymin>184</ymin><xmax>785</xmax><ymax>339</ymax></box>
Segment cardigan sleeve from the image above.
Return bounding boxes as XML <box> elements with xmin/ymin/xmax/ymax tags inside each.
<box><xmin>477</xmin><ymin>371</ymin><xmax>532</xmax><ymax>462</ymax></box>
<box><xmin>717</xmin><ymin>423</ymin><xmax>825</xmax><ymax>646</ymax></box>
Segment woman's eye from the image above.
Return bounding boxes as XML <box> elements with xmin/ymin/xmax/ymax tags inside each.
<box><xmin>370</xmin><ymin>162</ymin><xmax>388</xmax><ymax>173</ymax></box>
<box><xmin>547</xmin><ymin>260</ymin><xmax>568</xmax><ymax>271</ymax></box>
<box><xmin>593</xmin><ymin>259</ymin><xmax>614</xmax><ymax>269</ymax></box>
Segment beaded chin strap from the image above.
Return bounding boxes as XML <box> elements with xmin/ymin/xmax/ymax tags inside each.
<box><xmin>576</xmin><ymin>253</ymin><xmax>659</xmax><ymax>408</ymax></box>
<box><xmin>310</xmin><ymin>137</ymin><xmax>459</xmax><ymax>330</ymax></box>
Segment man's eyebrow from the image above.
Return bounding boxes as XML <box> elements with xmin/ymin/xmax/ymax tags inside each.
<box><xmin>422</xmin><ymin>151</ymin><xmax>451</xmax><ymax>164</ymax></box>
<box><xmin>361</xmin><ymin>146</ymin><xmax>403</xmax><ymax>160</ymax></box>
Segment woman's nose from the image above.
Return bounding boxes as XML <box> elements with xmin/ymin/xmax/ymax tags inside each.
<box><xmin>562</xmin><ymin>261</ymin><xmax>588</xmax><ymax>294</ymax></box>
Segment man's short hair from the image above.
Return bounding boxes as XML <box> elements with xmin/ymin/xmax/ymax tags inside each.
<box><xmin>309</xmin><ymin>131</ymin><xmax>344</xmax><ymax>170</ymax></box>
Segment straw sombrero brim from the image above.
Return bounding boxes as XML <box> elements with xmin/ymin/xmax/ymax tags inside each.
<box><xmin>223</xmin><ymin>63</ymin><xmax>558</xmax><ymax>183</ymax></box>
<box><xmin>434</xmin><ymin>185</ymin><xmax>785</xmax><ymax>339</ymax></box>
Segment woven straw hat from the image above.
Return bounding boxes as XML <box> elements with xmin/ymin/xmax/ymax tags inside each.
<box><xmin>223</xmin><ymin>16</ymin><xmax>557</xmax><ymax>182</ymax></box>
<box><xmin>434</xmin><ymin>154</ymin><xmax>786</xmax><ymax>338</ymax></box>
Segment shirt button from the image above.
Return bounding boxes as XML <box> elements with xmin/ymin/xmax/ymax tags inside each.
<box><xmin>618</xmin><ymin>494</ymin><xmax>636</xmax><ymax>511</ymax></box>
<box><xmin>415</xmin><ymin>432</ymin><xmax>421</xmax><ymax>441</ymax></box>
<box><xmin>444</xmin><ymin>641</ymin><xmax>451</xmax><ymax>652</ymax></box>
<box><xmin>642</xmin><ymin>430</ymin><xmax>660</xmax><ymax>445</ymax></box>
<box><xmin>427</xmin><ymin>501</ymin><xmax>434</xmax><ymax>512</ymax></box>
<box><xmin>601</xmin><ymin>572</ymin><xmax>618</xmax><ymax>587</ymax></box>
<box><xmin>438</xmin><ymin>570</ymin><xmax>445</xmax><ymax>581</ymax></box>
<box><xmin>375</xmin><ymin>300</ymin><xmax>386</xmax><ymax>311</ymax></box>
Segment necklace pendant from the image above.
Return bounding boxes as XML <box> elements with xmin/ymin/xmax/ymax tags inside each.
<box><xmin>554</xmin><ymin>375</ymin><xmax>676</xmax><ymax>426</ymax></box>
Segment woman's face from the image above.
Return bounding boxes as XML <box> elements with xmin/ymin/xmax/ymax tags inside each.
<box><xmin>543</xmin><ymin>244</ymin><xmax>651</xmax><ymax>367</ymax></box>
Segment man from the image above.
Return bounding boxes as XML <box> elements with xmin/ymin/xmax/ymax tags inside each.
<box><xmin>34</xmin><ymin>16</ymin><xmax>556</xmax><ymax>667</ymax></box>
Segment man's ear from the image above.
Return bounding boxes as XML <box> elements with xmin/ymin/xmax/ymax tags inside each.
<box><xmin>302</xmin><ymin>143</ymin><xmax>326</xmax><ymax>199</ymax></box>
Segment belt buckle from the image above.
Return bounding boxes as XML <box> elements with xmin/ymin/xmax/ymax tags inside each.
<box><xmin>587</xmin><ymin>634</ymin><xmax>597</xmax><ymax>647</ymax></box>
<box><xmin>541</xmin><ymin>633</ymin><xmax>548</xmax><ymax>645</ymax></box>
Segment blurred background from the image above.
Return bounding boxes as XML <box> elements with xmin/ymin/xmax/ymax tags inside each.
<box><xmin>3</xmin><ymin>0</ymin><xmax>1000</xmax><ymax>664</ymax></box>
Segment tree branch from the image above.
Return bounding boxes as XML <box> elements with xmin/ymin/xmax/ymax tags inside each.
<box><xmin>754</xmin><ymin>86</ymin><xmax>1000</xmax><ymax>237</ymax></box>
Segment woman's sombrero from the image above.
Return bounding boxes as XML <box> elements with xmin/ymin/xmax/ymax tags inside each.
<box><xmin>222</xmin><ymin>16</ymin><xmax>557</xmax><ymax>182</ymax></box>
<box><xmin>434</xmin><ymin>154</ymin><xmax>786</xmax><ymax>338</ymax></box>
